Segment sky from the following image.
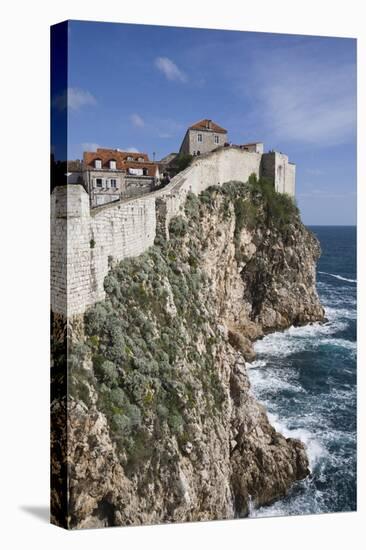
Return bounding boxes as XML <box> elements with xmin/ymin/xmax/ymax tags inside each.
<box><xmin>54</xmin><ymin>20</ymin><xmax>356</xmax><ymax>225</ymax></box>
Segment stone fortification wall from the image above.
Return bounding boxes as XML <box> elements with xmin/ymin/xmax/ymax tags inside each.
<box><xmin>260</xmin><ymin>151</ymin><xmax>296</xmax><ymax>196</ymax></box>
<box><xmin>155</xmin><ymin>147</ymin><xmax>262</xmax><ymax>236</ymax></box>
<box><xmin>286</xmin><ymin>163</ymin><xmax>296</xmax><ymax>196</ymax></box>
<box><xmin>51</xmin><ymin>186</ymin><xmax>156</xmax><ymax>316</ymax></box>
<box><xmin>124</xmin><ymin>175</ymin><xmax>155</xmax><ymax>198</ymax></box>
<box><xmin>51</xmin><ymin>147</ymin><xmax>294</xmax><ymax>317</ymax></box>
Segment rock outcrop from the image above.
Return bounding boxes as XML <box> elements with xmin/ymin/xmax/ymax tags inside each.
<box><xmin>51</xmin><ymin>179</ymin><xmax>324</xmax><ymax>528</ymax></box>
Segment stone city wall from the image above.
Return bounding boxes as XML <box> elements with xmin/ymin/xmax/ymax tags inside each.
<box><xmin>51</xmin><ymin>186</ymin><xmax>156</xmax><ymax>317</ymax></box>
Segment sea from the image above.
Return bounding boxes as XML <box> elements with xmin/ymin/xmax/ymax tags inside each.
<box><xmin>248</xmin><ymin>226</ymin><xmax>357</xmax><ymax>517</ymax></box>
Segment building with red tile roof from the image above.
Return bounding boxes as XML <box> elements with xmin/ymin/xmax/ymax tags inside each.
<box><xmin>82</xmin><ymin>147</ymin><xmax>159</xmax><ymax>207</ymax></box>
<box><xmin>179</xmin><ymin>119</ymin><xmax>228</xmax><ymax>156</ymax></box>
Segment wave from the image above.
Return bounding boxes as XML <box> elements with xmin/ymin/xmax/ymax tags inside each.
<box><xmin>253</xmin><ymin>321</ymin><xmax>351</xmax><ymax>358</ymax></box>
<box><xmin>249</xmin><ymin>476</ymin><xmax>328</xmax><ymax>518</ymax></box>
<box><xmin>265</xmin><ymin>412</ymin><xmax>328</xmax><ymax>472</ymax></box>
<box><xmin>318</xmin><ymin>271</ymin><xmax>356</xmax><ymax>284</ymax></box>
<box><xmin>320</xmin><ymin>338</ymin><xmax>357</xmax><ymax>353</ymax></box>
<box><xmin>247</xmin><ymin>359</ymin><xmax>267</xmax><ymax>369</ymax></box>
<box><xmin>317</xmin><ymin>282</ymin><xmax>356</xmax><ymax>306</ymax></box>
<box><xmin>325</xmin><ymin>306</ymin><xmax>357</xmax><ymax>321</ymax></box>
<box><xmin>248</xmin><ymin>364</ymin><xmax>305</xmax><ymax>395</ymax></box>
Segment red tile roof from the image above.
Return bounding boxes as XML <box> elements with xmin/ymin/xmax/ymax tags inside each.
<box><xmin>83</xmin><ymin>148</ymin><xmax>157</xmax><ymax>175</ymax></box>
<box><xmin>96</xmin><ymin>148</ymin><xmax>149</xmax><ymax>162</ymax></box>
<box><xmin>189</xmin><ymin>119</ymin><xmax>227</xmax><ymax>134</ymax></box>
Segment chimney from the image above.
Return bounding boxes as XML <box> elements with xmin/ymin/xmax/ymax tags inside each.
<box><xmin>207</xmin><ymin>119</ymin><xmax>212</xmax><ymax>129</ymax></box>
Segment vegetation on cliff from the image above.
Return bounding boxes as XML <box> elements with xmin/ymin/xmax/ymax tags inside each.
<box><xmin>69</xmin><ymin>186</ymin><xmax>225</xmax><ymax>472</ymax></box>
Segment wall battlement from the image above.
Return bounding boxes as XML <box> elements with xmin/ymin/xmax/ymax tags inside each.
<box><xmin>51</xmin><ymin>147</ymin><xmax>295</xmax><ymax>317</ymax></box>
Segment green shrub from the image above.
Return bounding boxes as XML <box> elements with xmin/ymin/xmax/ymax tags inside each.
<box><xmin>110</xmin><ymin>387</ymin><xmax>127</xmax><ymax>408</ymax></box>
<box><xmin>85</xmin><ymin>303</ymin><xmax>108</xmax><ymax>335</ymax></box>
<box><xmin>174</xmin><ymin>153</ymin><xmax>193</xmax><ymax>174</ymax></box>
<box><xmin>248</xmin><ymin>176</ymin><xmax>299</xmax><ymax>229</ymax></box>
<box><xmin>168</xmin><ymin>412</ymin><xmax>184</xmax><ymax>434</ymax></box>
<box><xmin>169</xmin><ymin>216</ymin><xmax>188</xmax><ymax>237</ymax></box>
<box><xmin>112</xmin><ymin>413</ymin><xmax>132</xmax><ymax>435</ymax></box>
<box><xmin>95</xmin><ymin>360</ymin><xmax>119</xmax><ymax>386</ymax></box>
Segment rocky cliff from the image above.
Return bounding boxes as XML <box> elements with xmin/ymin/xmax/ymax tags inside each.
<box><xmin>51</xmin><ymin>177</ymin><xmax>324</xmax><ymax>529</ymax></box>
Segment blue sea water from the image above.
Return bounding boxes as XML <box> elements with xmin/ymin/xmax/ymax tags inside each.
<box><xmin>248</xmin><ymin>226</ymin><xmax>357</xmax><ymax>517</ymax></box>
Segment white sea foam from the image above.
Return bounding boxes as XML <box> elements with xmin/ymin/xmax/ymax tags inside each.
<box><xmin>320</xmin><ymin>338</ymin><xmax>357</xmax><ymax>353</ymax></box>
<box><xmin>254</xmin><ymin>331</ymin><xmax>309</xmax><ymax>357</ymax></box>
<box><xmin>250</xmin><ymin>480</ymin><xmax>327</xmax><ymax>517</ymax></box>
<box><xmin>246</xmin><ymin>359</ymin><xmax>267</xmax><ymax>369</ymax></box>
<box><xmin>267</xmin><ymin>412</ymin><xmax>327</xmax><ymax>471</ymax></box>
<box><xmin>325</xmin><ymin>306</ymin><xmax>357</xmax><ymax>321</ymax></box>
<box><xmin>286</xmin><ymin>319</ymin><xmax>348</xmax><ymax>337</ymax></box>
<box><xmin>248</xmin><ymin>365</ymin><xmax>303</xmax><ymax>395</ymax></box>
<box><xmin>318</xmin><ymin>271</ymin><xmax>357</xmax><ymax>284</ymax></box>
<box><xmin>253</xmin><ymin>319</ymin><xmax>350</xmax><ymax>358</ymax></box>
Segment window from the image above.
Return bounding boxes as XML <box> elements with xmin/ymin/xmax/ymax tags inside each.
<box><xmin>94</xmin><ymin>159</ymin><xmax>102</xmax><ymax>169</ymax></box>
<box><xmin>197</xmin><ymin>133</ymin><xmax>203</xmax><ymax>142</ymax></box>
<box><xmin>96</xmin><ymin>178</ymin><xmax>103</xmax><ymax>188</ymax></box>
<box><xmin>128</xmin><ymin>168</ymin><xmax>143</xmax><ymax>176</ymax></box>
<box><xmin>110</xmin><ymin>179</ymin><xmax>117</xmax><ymax>188</ymax></box>
<box><xmin>138</xmin><ymin>157</ymin><xmax>144</xmax><ymax>162</ymax></box>
<box><xmin>126</xmin><ymin>156</ymin><xmax>133</xmax><ymax>161</ymax></box>
<box><xmin>109</xmin><ymin>160</ymin><xmax>116</xmax><ymax>170</ymax></box>
<box><xmin>214</xmin><ymin>135</ymin><xmax>219</xmax><ymax>144</ymax></box>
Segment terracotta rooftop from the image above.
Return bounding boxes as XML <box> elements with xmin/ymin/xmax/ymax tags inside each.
<box><xmin>83</xmin><ymin>148</ymin><xmax>154</xmax><ymax>172</ymax></box>
<box><xmin>189</xmin><ymin>119</ymin><xmax>227</xmax><ymax>134</ymax></box>
<box><xmin>97</xmin><ymin>148</ymin><xmax>149</xmax><ymax>162</ymax></box>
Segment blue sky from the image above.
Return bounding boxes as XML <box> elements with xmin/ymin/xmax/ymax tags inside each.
<box><xmin>57</xmin><ymin>20</ymin><xmax>356</xmax><ymax>225</ymax></box>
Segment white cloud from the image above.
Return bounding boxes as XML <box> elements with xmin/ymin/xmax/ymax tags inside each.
<box><xmin>154</xmin><ymin>57</ymin><xmax>187</xmax><ymax>83</ymax></box>
<box><xmin>53</xmin><ymin>87</ymin><xmax>96</xmax><ymax>111</ymax></box>
<box><xmin>253</xmin><ymin>54</ymin><xmax>356</xmax><ymax>147</ymax></box>
<box><xmin>68</xmin><ymin>88</ymin><xmax>96</xmax><ymax>110</ymax></box>
<box><xmin>130</xmin><ymin>113</ymin><xmax>145</xmax><ymax>128</ymax></box>
<box><xmin>124</xmin><ymin>147</ymin><xmax>139</xmax><ymax>153</ymax></box>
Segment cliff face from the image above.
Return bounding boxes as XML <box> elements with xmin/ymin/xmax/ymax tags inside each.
<box><xmin>53</xmin><ymin>179</ymin><xmax>324</xmax><ymax>529</ymax></box>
